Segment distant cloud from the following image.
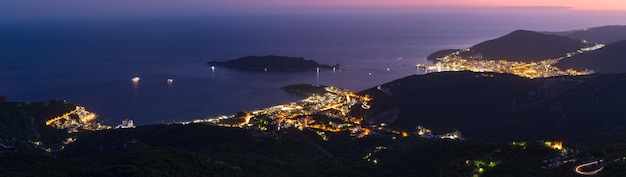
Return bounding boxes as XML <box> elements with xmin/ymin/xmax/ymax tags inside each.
<box><xmin>491</xmin><ymin>6</ymin><xmax>572</xmax><ymax>10</ymax></box>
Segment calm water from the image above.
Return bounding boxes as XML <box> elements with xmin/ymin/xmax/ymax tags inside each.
<box><xmin>1</xmin><ymin>11</ymin><xmax>618</xmax><ymax>125</ymax></box>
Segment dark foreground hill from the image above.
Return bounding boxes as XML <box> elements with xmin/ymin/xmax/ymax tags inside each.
<box><xmin>0</xmin><ymin>99</ymin><xmax>75</xmax><ymax>150</ymax></box>
<box><xmin>353</xmin><ymin>71</ymin><xmax>626</xmax><ymax>144</ymax></box>
<box><xmin>5</xmin><ymin>122</ymin><xmax>624</xmax><ymax>177</ymax></box>
<box><xmin>208</xmin><ymin>55</ymin><xmax>334</xmax><ymax>71</ymax></box>
<box><xmin>556</xmin><ymin>40</ymin><xmax>626</xmax><ymax>73</ymax></box>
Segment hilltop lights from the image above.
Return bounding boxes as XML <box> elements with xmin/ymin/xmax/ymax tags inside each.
<box><xmin>45</xmin><ymin>106</ymin><xmax>111</xmax><ymax>132</ymax></box>
<box><xmin>511</xmin><ymin>141</ymin><xmax>527</xmax><ymax>148</ymax></box>
<box><xmin>471</xmin><ymin>160</ymin><xmax>498</xmax><ymax>175</ymax></box>
<box><xmin>545</xmin><ymin>141</ymin><xmax>564</xmax><ymax>150</ymax></box>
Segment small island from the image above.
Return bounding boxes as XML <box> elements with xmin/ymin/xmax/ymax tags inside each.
<box><xmin>207</xmin><ymin>55</ymin><xmax>337</xmax><ymax>71</ymax></box>
<box><xmin>281</xmin><ymin>84</ymin><xmax>329</xmax><ymax>96</ymax></box>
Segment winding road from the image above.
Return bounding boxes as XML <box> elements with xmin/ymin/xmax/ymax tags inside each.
<box><xmin>574</xmin><ymin>160</ymin><xmax>604</xmax><ymax>175</ymax></box>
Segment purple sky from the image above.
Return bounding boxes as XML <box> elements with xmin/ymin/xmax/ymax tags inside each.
<box><xmin>2</xmin><ymin>0</ymin><xmax>626</xmax><ymax>22</ymax></box>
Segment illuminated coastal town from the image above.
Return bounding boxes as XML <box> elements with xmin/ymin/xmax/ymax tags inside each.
<box><xmin>46</xmin><ymin>106</ymin><xmax>136</xmax><ymax>133</ymax></box>
<box><xmin>178</xmin><ymin>86</ymin><xmax>437</xmax><ymax>140</ymax></box>
<box><xmin>422</xmin><ymin>43</ymin><xmax>605</xmax><ymax>79</ymax></box>
<box><xmin>42</xmin><ymin>85</ymin><xmax>463</xmax><ymax>141</ymax></box>
<box><xmin>41</xmin><ymin>84</ymin><xmax>470</xmax><ymax>143</ymax></box>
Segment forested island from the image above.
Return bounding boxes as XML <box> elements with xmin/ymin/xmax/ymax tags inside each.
<box><xmin>208</xmin><ymin>55</ymin><xmax>336</xmax><ymax>71</ymax></box>
<box><xmin>280</xmin><ymin>84</ymin><xmax>328</xmax><ymax>96</ymax></box>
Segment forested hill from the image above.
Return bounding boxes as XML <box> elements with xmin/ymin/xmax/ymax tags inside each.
<box><xmin>459</xmin><ymin>30</ymin><xmax>590</xmax><ymax>62</ymax></box>
<box><xmin>353</xmin><ymin>71</ymin><xmax>626</xmax><ymax>144</ymax></box>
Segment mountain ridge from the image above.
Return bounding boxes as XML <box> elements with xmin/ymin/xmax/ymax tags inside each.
<box><xmin>460</xmin><ymin>30</ymin><xmax>590</xmax><ymax>62</ymax></box>
<box><xmin>548</xmin><ymin>25</ymin><xmax>626</xmax><ymax>44</ymax></box>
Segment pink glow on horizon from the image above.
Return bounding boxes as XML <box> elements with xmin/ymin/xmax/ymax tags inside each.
<box><xmin>244</xmin><ymin>0</ymin><xmax>626</xmax><ymax>11</ymax></box>
<box><xmin>2</xmin><ymin>0</ymin><xmax>626</xmax><ymax>20</ymax></box>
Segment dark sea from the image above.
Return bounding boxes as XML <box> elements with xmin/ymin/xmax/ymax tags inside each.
<box><xmin>0</xmin><ymin>11</ymin><xmax>619</xmax><ymax>125</ymax></box>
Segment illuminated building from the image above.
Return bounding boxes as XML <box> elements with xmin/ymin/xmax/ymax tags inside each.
<box><xmin>120</xmin><ymin>119</ymin><xmax>135</xmax><ymax>128</ymax></box>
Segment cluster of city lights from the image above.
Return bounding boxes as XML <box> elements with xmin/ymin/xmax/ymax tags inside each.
<box><xmin>183</xmin><ymin>86</ymin><xmax>376</xmax><ymax>139</ymax></box>
<box><xmin>46</xmin><ymin>106</ymin><xmax>111</xmax><ymax>133</ymax></box>
<box><xmin>424</xmin><ymin>43</ymin><xmax>605</xmax><ymax>79</ymax></box>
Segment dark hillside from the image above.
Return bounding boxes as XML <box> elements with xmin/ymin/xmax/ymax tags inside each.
<box><xmin>464</xmin><ymin>73</ymin><xmax>626</xmax><ymax>144</ymax></box>
<box><xmin>353</xmin><ymin>71</ymin><xmax>626</xmax><ymax>144</ymax></box>
<box><xmin>352</xmin><ymin>71</ymin><xmax>554</xmax><ymax>135</ymax></box>
<box><xmin>0</xmin><ymin>100</ymin><xmax>75</xmax><ymax>149</ymax></box>
<box><xmin>0</xmin><ymin>123</ymin><xmax>577</xmax><ymax>177</ymax></box>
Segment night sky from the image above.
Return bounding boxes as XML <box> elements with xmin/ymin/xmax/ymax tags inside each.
<box><xmin>2</xmin><ymin>0</ymin><xmax>626</xmax><ymax>21</ymax></box>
